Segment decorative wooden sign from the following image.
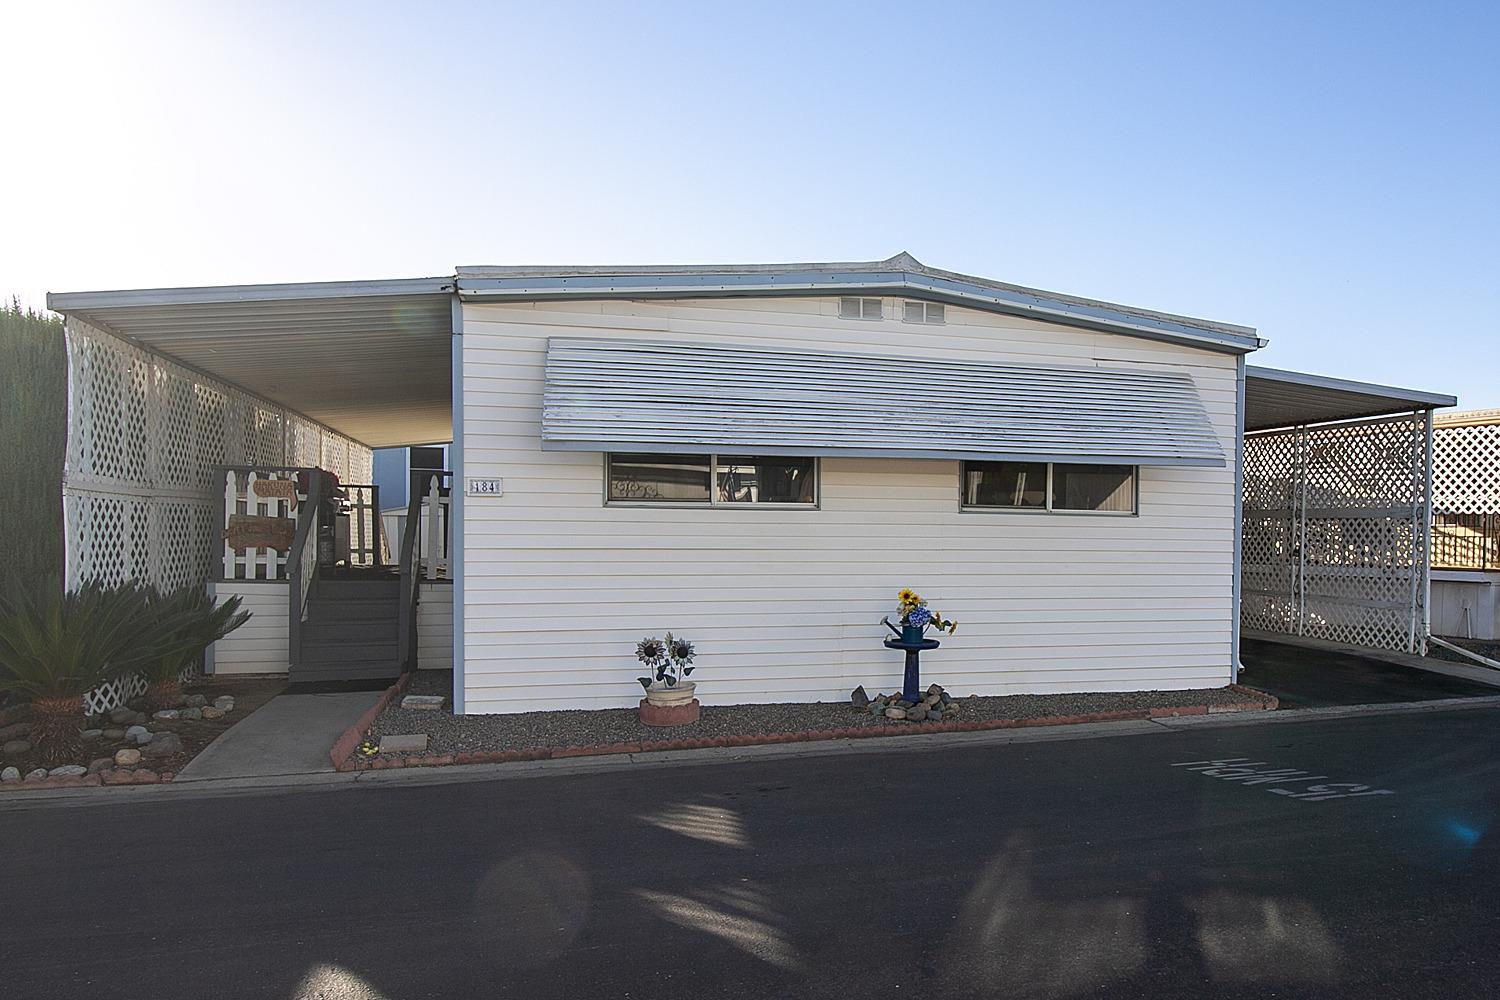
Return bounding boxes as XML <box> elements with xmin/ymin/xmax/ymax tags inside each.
<box><xmin>225</xmin><ymin>514</ymin><xmax>296</xmax><ymax>552</ymax></box>
<box><xmin>252</xmin><ymin>478</ymin><xmax>298</xmax><ymax>500</ymax></box>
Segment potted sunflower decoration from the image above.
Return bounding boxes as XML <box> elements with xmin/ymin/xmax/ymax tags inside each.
<box><xmin>635</xmin><ymin>632</ymin><xmax>700</xmax><ymax>725</ymax></box>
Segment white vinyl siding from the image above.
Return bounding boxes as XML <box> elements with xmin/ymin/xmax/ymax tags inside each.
<box><xmin>459</xmin><ymin>295</ymin><xmax>1240</xmax><ymax>713</ymax></box>
<box><xmin>205</xmin><ymin>581</ymin><xmax>288</xmax><ymax>674</ymax></box>
<box><xmin>417</xmin><ymin>582</ymin><xmax>454</xmax><ymax>669</ymax></box>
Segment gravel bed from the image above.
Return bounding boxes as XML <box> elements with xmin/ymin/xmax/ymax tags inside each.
<box><xmin>369</xmin><ymin>671</ymin><xmax>1263</xmax><ymax>756</ymax></box>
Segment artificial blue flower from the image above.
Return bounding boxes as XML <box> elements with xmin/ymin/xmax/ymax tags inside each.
<box><xmin>907</xmin><ymin>606</ymin><xmax>932</xmax><ymax>628</ymax></box>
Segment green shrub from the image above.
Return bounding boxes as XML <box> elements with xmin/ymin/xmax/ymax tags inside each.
<box><xmin>139</xmin><ymin>586</ymin><xmax>251</xmax><ymax>707</ymax></box>
<box><xmin>0</xmin><ymin>300</ymin><xmax>66</xmax><ymax>604</ymax></box>
<box><xmin>0</xmin><ymin>582</ymin><xmax>148</xmax><ymax>762</ymax></box>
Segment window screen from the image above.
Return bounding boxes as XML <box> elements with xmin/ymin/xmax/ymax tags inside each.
<box><xmin>607</xmin><ymin>454</ymin><xmax>711</xmax><ymax>502</ymax></box>
<box><xmin>963</xmin><ymin>461</ymin><xmax>1048</xmax><ymax>508</ymax></box>
<box><xmin>716</xmin><ymin>456</ymin><xmax>817</xmax><ymax>504</ymax></box>
<box><xmin>1051</xmin><ymin>464</ymin><xmax>1136</xmax><ymax>512</ymax></box>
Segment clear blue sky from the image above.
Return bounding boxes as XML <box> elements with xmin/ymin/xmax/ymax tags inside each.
<box><xmin>4</xmin><ymin>1</ymin><xmax>1496</xmax><ymax>406</ymax></box>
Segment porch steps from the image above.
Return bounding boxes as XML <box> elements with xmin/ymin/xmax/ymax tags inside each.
<box><xmin>294</xmin><ymin>577</ymin><xmax>402</xmax><ymax>684</ymax></box>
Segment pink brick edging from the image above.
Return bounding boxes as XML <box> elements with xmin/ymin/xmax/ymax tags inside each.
<box><xmin>332</xmin><ymin>684</ymin><xmax>1279</xmax><ymax>773</ymax></box>
<box><xmin>328</xmin><ymin>672</ymin><xmax>414</xmax><ymax>771</ymax></box>
<box><xmin>0</xmin><ymin>768</ymin><xmax>175</xmax><ymax>793</ymax></box>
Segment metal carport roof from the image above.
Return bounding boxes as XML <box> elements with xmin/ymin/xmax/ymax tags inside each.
<box><xmin>1246</xmin><ymin>366</ymin><xmax>1457</xmax><ymax>431</ymax></box>
<box><xmin>47</xmin><ymin>278</ymin><xmax>456</xmax><ymax>448</ymax></box>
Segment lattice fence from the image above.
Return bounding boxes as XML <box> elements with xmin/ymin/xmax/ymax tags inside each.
<box><xmin>81</xmin><ymin>661</ymin><xmax>203</xmax><ymax>717</ymax></box>
<box><xmin>62</xmin><ymin>319</ymin><xmax>372</xmax><ymax>591</ymax></box>
<box><xmin>1242</xmin><ymin>412</ymin><xmax>1430</xmax><ymax>652</ymax></box>
<box><xmin>1431</xmin><ymin>417</ymin><xmax>1500</xmax><ymax>570</ymax></box>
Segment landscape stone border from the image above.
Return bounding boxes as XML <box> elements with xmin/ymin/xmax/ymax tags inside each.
<box><xmin>332</xmin><ymin>679</ymin><xmax>1279</xmax><ymax>772</ymax></box>
<box><xmin>329</xmin><ymin>672</ymin><xmax>413</xmax><ymax>771</ymax></box>
<box><xmin>0</xmin><ymin>768</ymin><xmax>175</xmax><ymax>792</ymax></box>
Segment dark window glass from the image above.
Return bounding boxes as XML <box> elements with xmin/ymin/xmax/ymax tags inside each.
<box><xmin>963</xmin><ymin>461</ymin><xmax>1047</xmax><ymax>508</ymax></box>
<box><xmin>607</xmin><ymin>454</ymin><xmax>711</xmax><ymax>502</ymax></box>
<box><xmin>1052</xmin><ymin>464</ymin><xmax>1135</xmax><ymax>512</ymax></box>
<box><xmin>716</xmin><ymin>456</ymin><xmax>817</xmax><ymax>504</ymax></box>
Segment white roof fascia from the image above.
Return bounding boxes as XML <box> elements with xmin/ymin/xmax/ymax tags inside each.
<box><xmin>47</xmin><ymin>276</ymin><xmax>454</xmax><ymax>313</ymax></box>
<box><xmin>457</xmin><ymin>255</ymin><xmax>1263</xmax><ymax>355</ymax></box>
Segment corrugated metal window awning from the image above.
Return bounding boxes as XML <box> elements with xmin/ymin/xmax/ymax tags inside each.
<box><xmin>542</xmin><ymin>338</ymin><xmax>1226</xmax><ymax>467</ymax></box>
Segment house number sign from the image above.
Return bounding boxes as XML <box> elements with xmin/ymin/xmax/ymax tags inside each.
<box><xmin>466</xmin><ymin>478</ymin><xmax>504</xmax><ymax>496</ymax></box>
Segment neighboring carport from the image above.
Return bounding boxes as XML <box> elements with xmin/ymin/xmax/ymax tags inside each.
<box><xmin>1239</xmin><ymin>366</ymin><xmax>1468</xmax><ymax>702</ymax></box>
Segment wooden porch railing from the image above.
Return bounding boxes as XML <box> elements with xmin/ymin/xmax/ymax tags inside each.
<box><xmin>397</xmin><ymin>469</ymin><xmax>451</xmax><ymax>673</ymax></box>
<box><xmin>286</xmin><ymin>472</ymin><xmax>327</xmax><ymax>674</ymax></box>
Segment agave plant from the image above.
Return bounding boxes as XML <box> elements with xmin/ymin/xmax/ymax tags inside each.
<box><xmin>0</xmin><ymin>582</ymin><xmax>148</xmax><ymax>763</ymax></box>
<box><xmin>138</xmin><ymin>587</ymin><xmax>251</xmax><ymax>709</ymax></box>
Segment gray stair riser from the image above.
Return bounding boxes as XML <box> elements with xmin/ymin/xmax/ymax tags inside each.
<box><xmin>314</xmin><ymin>581</ymin><xmax>400</xmax><ymax>598</ymax></box>
<box><xmin>305</xmin><ymin>600</ymin><xmax>399</xmax><ymax>622</ymax></box>
<box><xmin>300</xmin><ymin>641</ymin><xmax>400</xmax><ymax>662</ymax></box>
<box><xmin>303</xmin><ymin>621</ymin><xmax>398</xmax><ymax>642</ymax></box>
<box><xmin>291</xmin><ymin>664</ymin><xmax>402</xmax><ymax>683</ymax></box>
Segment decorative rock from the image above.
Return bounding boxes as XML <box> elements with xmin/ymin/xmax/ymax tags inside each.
<box><xmin>23</xmin><ymin>768</ymin><xmax>47</xmax><ymax>782</ymax></box>
<box><xmin>940</xmin><ymin>692</ymin><xmax>952</xmax><ymax>706</ymax></box>
<box><xmin>108</xmin><ymin>707</ymin><xmax>137</xmax><ymax>725</ymax></box>
<box><xmin>927</xmin><ymin>683</ymin><xmax>943</xmax><ymax>696</ymax></box>
<box><xmin>140</xmin><ymin>732</ymin><xmax>183</xmax><ymax>758</ymax></box>
<box><xmin>1</xmin><ymin>766</ymin><xmax>19</xmax><ymax>782</ymax></box>
<box><xmin>200</xmin><ymin>706</ymin><xmax>225</xmax><ymax>720</ymax></box>
<box><xmin>80</xmin><ymin>729</ymin><xmax>104</xmax><ymax>742</ymax></box>
<box><xmin>0</xmin><ymin>722</ymin><xmax>30</xmax><ymax>741</ymax></box>
<box><xmin>49</xmin><ymin>764</ymin><xmax>87</xmax><ymax>777</ymax></box>
<box><xmin>179</xmin><ymin>707</ymin><xmax>202</xmax><ymax>721</ymax></box>
<box><xmin>884</xmin><ymin>707</ymin><xmax>907</xmax><ymax>720</ymax></box>
<box><xmin>125</xmin><ymin>726</ymin><xmax>151</xmax><ymax>744</ymax></box>
<box><xmin>183</xmin><ymin>694</ymin><xmax>208</xmax><ymax>708</ymax></box>
<box><xmin>868</xmin><ymin>703</ymin><xmax>886</xmax><ymax>716</ymax></box>
<box><xmin>400</xmin><ymin>695</ymin><xmax>445</xmax><ymax>711</ymax></box>
<box><xmin>103</xmin><ymin>728</ymin><xmax>126</xmax><ymax>740</ymax></box>
<box><xmin>850</xmin><ymin>686</ymin><xmax>870</xmax><ymax>710</ymax></box>
<box><xmin>152</xmin><ymin>709</ymin><xmax>180</xmax><ymax>721</ymax></box>
<box><xmin>379</xmin><ymin>733</ymin><xmax>429</xmax><ymax>753</ymax></box>
<box><xmin>114</xmin><ymin>748</ymin><xmax>142</xmax><ymax>766</ymax></box>
<box><xmin>895</xmin><ymin>700</ymin><xmax>913</xmax><ymax>710</ymax></box>
<box><xmin>213</xmin><ymin>696</ymin><xmax>235</xmax><ymax>712</ymax></box>
<box><xmin>908</xmin><ymin>707</ymin><xmax>928</xmax><ymax>722</ymax></box>
<box><xmin>88</xmin><ymin>757</ymin><xmax>115</xmax><ymax>774</ymax></box>
<box><xmin>3</xmin><ymin>740</ymin><xmax>31</xmax><ymax>757</ymax></box>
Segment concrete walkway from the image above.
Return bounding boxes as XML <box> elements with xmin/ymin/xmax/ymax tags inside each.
<box><xmin>176</xmin><ymin>692</ymin><xmax>378</xmax><ymax>781</ymax></box>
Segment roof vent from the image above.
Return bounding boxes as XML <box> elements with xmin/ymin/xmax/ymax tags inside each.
<box><xmin>903</xmin><ymin>300</ymin><xmax>945</xmax><ymax>325</ymax></box>
<box><xmin>840</xmin><ymin>297</ymin><xmax>884</xmax><ymax>321</ymax></box>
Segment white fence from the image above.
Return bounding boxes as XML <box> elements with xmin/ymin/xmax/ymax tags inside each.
<box><xmin>63</xmin><ymin>319</ymin><xmax>372</xmax><ymax>591</ymax></box>
<box><xmin>1431</xmin><ymin>415</ymin><xmax>1500</xmax><ymax>571</ymax></box>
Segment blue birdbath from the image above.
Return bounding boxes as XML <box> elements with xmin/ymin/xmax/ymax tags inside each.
<box><xmin>883</xmin><ymin>618</ymin><xmax>941</xmax><ymax>704</ymax></box>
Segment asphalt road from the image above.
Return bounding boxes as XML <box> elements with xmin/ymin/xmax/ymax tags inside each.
<box><xmin>4</xmin><ymin>708</ymin><xmax>1499</xmax><ymax>1000</ymax></box>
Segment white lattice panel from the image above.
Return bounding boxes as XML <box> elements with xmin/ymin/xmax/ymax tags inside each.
<box><xmin>1434</xmin><ymin>421</ymin><xmax>1500</xmax><ymax>514</ymax></box>
<box><xmin>1242</xmin><ymin>413</ymin><xmax>1430</xmax><ymax>653</ymax></box>
<box><xmin>1431</xmin><ymin>419</ymin><xmax>1500</xmax><ymax>570</ymax></box>
<box><xmin>62</xmin><ymin>320</ymin><xmax>372</xmax><ymax>592</ymax></box>
<box><xmin>82</xmin><ymin>673</ymin><xmax>148</xmax><ymax>716</ymax></box>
